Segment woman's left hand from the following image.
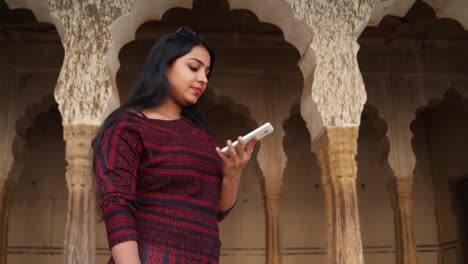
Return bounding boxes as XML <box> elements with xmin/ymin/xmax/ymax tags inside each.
<box><xmin>215</xmin><ymin>137</ymin><xmax>257</xmax><ymax>180</ymax></box>
<box><xmin>215</xmin><ymin>137</ymin><xmax>257</xmax><ymax>212</ymax></box>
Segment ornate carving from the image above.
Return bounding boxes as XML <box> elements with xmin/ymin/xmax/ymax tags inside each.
<box><xmin>388</xmin><ymin>177</ymin><xmax>417</xmax><ymax>264</ymax></box>
<box><xmin>283</xmin><ymin>1</ymin><xmax>383</xmax><ymax>138</ymax></box>
<box><xmin>312</xmin><ymin>127</ymin><xmax>363</xmax><ymax>264</ymax></box>
<box><xmin>62</xmin><ymin>124</ymin><xmax>99</xmax><ymax>264</ymax></box>
<box><xmin>50</xmin><ymin>0</ymin><xmax>136</xmax><ymax>124</ymax></box>
<box><xmin>257</xmin><ymin>133</ymin><xmax>286</xmax><ymax>264</ymax></box>
<box><xmin>63</xmin><ymin>125</ymin><xmax>99</xmax><ymax>188</ymax></box>
<box><xmin>313</xmin><ymin>127</ymin><xmax>359</xmax><ymax>184</ymax></box>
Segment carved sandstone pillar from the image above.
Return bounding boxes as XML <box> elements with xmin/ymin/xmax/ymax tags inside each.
<box><xmin>284</xmin><ymin>2</ymin><xmax>381</xmax><ymax>264</ymax></box>
<box><xmin>263</xmin><ymin>180</ymin><xmax>281</xmax><ymax>264</ymax></box>
<box><xmin>385</xmin><ymin>99</ymin><xmax>418</xmax><ymax>264</ymax></box>
<box><xmin>62</xmin><ymin>125</ymin><xmax>99</xmax><ymax>264</ymax></box>
<box><xmin>50</xmin><ymin>0</ymin><xmax>135</xmax><ymax>125</ymax></box>
<box><xmin>48</xmin><ymin>1</ymin><xmax>135</xmax><ymax>263</ymax></box>
<box><xmin>388</xmin><ymin>177</ymin><xmax>417</xmax><ymax>264</ymax></box>
<box><xmin>257</xmin><ymin>129</ymin><xmax>287</xmax><ymax>264</ymax></box>
<box><xmin>0</xmin><ymin>179</ymin><xmax>12</xmax><ymax>264</ymax></box>
<box><xmin>312</xmin><ymin>127</ymin><xmax>363</xmax><ymax>264</ymax></box>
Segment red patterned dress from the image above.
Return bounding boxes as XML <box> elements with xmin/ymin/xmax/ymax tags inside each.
<box><xmin>94</xmin><ymin>112</ymin><xmax>231</xmax><ymax>264</ymax></box>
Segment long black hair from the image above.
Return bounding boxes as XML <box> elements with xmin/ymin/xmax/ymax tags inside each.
<box><xmin>93</xmin><ymin>26</ymin><xmax>215</xmax><ymax>150</ymax></box>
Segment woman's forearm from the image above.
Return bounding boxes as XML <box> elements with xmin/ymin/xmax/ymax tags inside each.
<box><xmin>111</xmin><ymin>240</ymin><xmax>141</xmax><ymax>264</ymax></box>
<box><xmin>218</xmin><ymin>175</ymin><xmax>241</xmax><ymax>211</ymax></box>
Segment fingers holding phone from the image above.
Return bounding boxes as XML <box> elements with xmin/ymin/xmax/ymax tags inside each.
<box><xmin>215</xmin><ymin>136</ymin><xmax>257</xmax><ymax>181</ymax></box>
<box><xmin>237</xmin><ymin>136</ymin><xmax>256</xmax><ymax>158</ymax></box>
<box><xmin>215</xmin><ymin>123</ymin><xmax>273</xmax><ymax>177</ymax></box>
<box><xmin>220</xmin><ymin>123</ymin><xmax>274</xmax><ymax>154</ymax></box>
<box><xmin>216</xmin><ymin>136</ymin><xmax>256</xmax><ymax>159</ymax></box>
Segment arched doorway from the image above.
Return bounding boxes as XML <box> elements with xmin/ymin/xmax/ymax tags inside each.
<box><xmin>110</xmin><ymin>0</ymin><xmax>307</xmax><ymax>262</ymax></box>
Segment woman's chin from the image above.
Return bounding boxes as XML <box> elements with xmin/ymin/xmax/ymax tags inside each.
<box><xmin>181</xmin><ymin>100</ymin><xmax>197</xmax><ymax>106</ymax></box>
<box><xmin>186</xmin><ymin>96</ymin><xmax>200</xmax><ymax>105</ymax></box>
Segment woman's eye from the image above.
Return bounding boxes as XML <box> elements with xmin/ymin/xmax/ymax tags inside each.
<box><xmin>189</xmin><ymin>66</ymin><xmax>198</xmax><ymax>72</ymax></box>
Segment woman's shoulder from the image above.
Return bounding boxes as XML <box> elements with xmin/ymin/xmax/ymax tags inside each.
<box><xmin>104</xmin><ymin>111</ymin><xmax>148</xmax><ymax>134</ymax></box>
<box><xmin>93</xmin><ymin>111</ymin><xmax>146</xmax><ymax>152</ymax></box>
<box><xmin>110</xmin><ymin>110</ymin><xmax>135</xmax><ymax>123</ymax></box>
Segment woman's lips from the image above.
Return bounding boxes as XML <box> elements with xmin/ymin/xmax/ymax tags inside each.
<box><xmin>192</xmin><ymin>87</ymin><xmax>203</xmax><ymax>95</ymax></box>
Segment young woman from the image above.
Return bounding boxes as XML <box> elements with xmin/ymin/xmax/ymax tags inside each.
<box><xmin>93</xmin><ymin>26</ymin><xmax>256</xmax><ymax>264</ymax></box>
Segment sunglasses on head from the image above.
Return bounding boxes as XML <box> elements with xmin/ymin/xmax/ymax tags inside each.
<box><xmin>169</xmin><ymin>26</ymin><xmax>200</xmax><ymax>40</ymax></box>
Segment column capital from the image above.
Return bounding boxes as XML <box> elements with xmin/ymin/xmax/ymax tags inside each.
<box><xmin>388</xmin><ymin>177</ymin><xmax>414</xmax><ymax>199</ymax></box>
<box><xmin>50</xmin><ymin>1</ymin><xmax>136</xmax><ymax>125</ymax></box>
<box><xmin>291</xmin><ymin>1</ymin><xmax>374</xmax><ymax>139</ymax></box>
<box><xmin>388</xmin><ymin>176</ymin><xmax>417</xmax><ymax>264</ymax></box>
<box><xmin>256</xmin><ymin>129</ymin><xmax>286</xmax><ymax>198</ymax></box>
<box><xmin>63</xmin><ymin>124</ymin><xmax>99</xmax><ymax>189</ymax></box>
<box><xmin>263</xmin><ymin>181</ymin><xmax>282</xmax><ymax>201</ymax></box>
<box><xmin>287</xmin><ymin>0</ymin><xmax>378</xmax><ymax>39</ymax></box>
<box><xmin>313</xmin><ymin>127</ymin><xmax>359</xmax><ymax>185</ymax></box>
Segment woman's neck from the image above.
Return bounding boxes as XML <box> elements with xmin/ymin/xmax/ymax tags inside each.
<box><xmin>143</xmin><ymin>101</ymin><xmax>182</xmax><ymax>120</ymax></box>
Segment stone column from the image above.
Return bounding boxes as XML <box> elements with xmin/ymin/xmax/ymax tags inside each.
<box><xmin>0</xmin><ymin>179</ymin><xmax>12</xmax><ymax>264</ymax></box>
<box><xmin>284</xmin><ymin>2</ymin><xmax>380</xmax><ymax>264</ymax></box>
<box><xmin>312</xmin><ymin>127</ymin><xmax>363</xmax><ymax>264</ymax></box>
<box><xmin>50</xmin><ymin>0</ymin><xmax>135</xmax><ymax>125</ymax></box>
<box><xmin>47</xmin><ymin>1</ymin><xmax>135</xmax><ymax>263</ymax></box>
<box><xmin>384</xmin><ymin>86</ymin><xmax>417</xmax><ymax>263</ymax></box>
<box><xmin>62</xmin><ymin>125</ymin><xmax>99</xmax><ymax>264</ymax></box>
<box><xmin>263</xmin><ymin>180</ymin><xmax>281</xmax><ymax>264</ymax></box>
<box><xmin>388</xmin><ymin>177</ymin><xmax>417</xmax><ymax>264</ymax></box>
<box><xmin>257</xmin><ymin>128</ymin><xmax>287</xmax><ymax>264</ymax></box>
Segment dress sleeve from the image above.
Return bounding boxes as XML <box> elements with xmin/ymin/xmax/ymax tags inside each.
<box><xmin>94</xmin><ymin>122</ymin><xmax>143</xmax><ymax>249</ymax></box>
<box><xmin>217</xmin><ymin>203</ymin><xmax>236</xmax><ymax>222</ymax></box>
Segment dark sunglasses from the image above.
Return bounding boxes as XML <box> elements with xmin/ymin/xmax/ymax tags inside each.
<box><xmin>169</xmin><ymin>26</ymin><xmax>199</xmax><ymax>40</ymax></box>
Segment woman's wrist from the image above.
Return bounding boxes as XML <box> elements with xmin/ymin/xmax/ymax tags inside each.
<box><xmin>111</xmin><ymin>240</ymin><xmax>140</xmax><ymax>264</ymax></box>
<box><xmin>222</xmin><ymin>173</ymin><xmax>241</xmax><ymax>187</ymax></box>
<box><xmin>219</xmin><ymin>176</ymin><xmax>240</xmax><ymax>210</ymax></box>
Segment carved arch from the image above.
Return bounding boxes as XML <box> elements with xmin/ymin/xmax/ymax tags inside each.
<box><xmin>7</xmin><ymin>94</ymin><xmax>57</xmax><ymax>184</ymax></box>
<box><xmin>369</xmin><ymin>0</ymin><xmax>468</xmax><ymax>30</ymax></box>
<box><xmin>108</xmin><ymin>0</ymin><xmax>315</xmax><ymax>104</ymax></box>
<box><xmin>4</xmin><ymin>0</ymin><xmax>65</xmax><ymax>39</ymax></box>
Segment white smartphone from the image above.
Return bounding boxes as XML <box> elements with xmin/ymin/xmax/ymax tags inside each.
<box><xmin>220</xmin><ymin>123</ymin><xmax>274</xmax><ymax>154</ymax></box>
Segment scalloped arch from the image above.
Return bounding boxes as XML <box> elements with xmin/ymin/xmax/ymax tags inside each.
<box><xmin>422</xmin><ymin>0</ymin><xmax>468</xmax><ymax>30</ymax></box>
<box><xmin>413</xmin><ymin>87</ymin><xmax>468</xmax><ymax>120</ymax></box>
<box><xmin>358</xmin><ymin>104</ymin><xmax>393</xmax><ymax>182</ymax></box>
<box><xmin>369</xmin><ymin>0</ymin><xmax>468</xmax><ymax>30</ymax></box>
<box><xmin>107</xmin><ymin>0</ymin><xmax>193</xmax><ymax>81</ymax></box>
<box><xmin>411</xmin><ymin>85</ymin><xmax>468</xmax><ymax>127</ymax></box>
<box><xmin>199</xmin><ymin>86</ymin><xmax>258</xmax><ymax>130</ymax></box>
<box><xmin>107</xmin><ymin>0</ymin><xmax>316</xmax><ymax>103</ymax></box>
<box><xmin>4</xmin><ymin>0</ymin><xmax>66</xmax><ymax>39</ymax></box>
<box><xmin>224</xmin><ymin>0</ymin><xmax>315</xmax><ymax>79</ymax></box>
<box><xmin>7</xmin><ymin>94</ymin><xmax>57</xmax><ymax>184</ymax></box>
<box><xmin>361</xmin><ymin>104</ymin><xmax>389</xmax><ymax>139</ymax></box>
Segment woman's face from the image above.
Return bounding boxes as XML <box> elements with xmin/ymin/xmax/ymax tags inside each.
<box><xmin>166</xmin><ymin>45</ymin><xmax>211</xmax><ymax>107</ymax></box>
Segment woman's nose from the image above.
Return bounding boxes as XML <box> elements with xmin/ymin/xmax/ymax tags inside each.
<box><xmin>198</xmin><ymin>72</ymin><xmax>208</xmax><ymax>84</ymax></box>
